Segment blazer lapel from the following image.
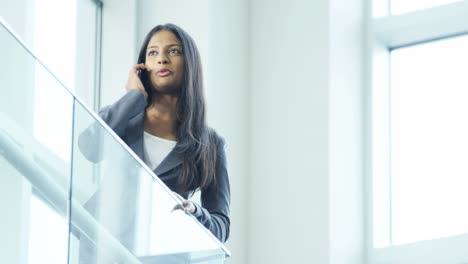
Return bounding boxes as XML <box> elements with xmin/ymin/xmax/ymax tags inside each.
<box><xmin>125</xmin><ymin>111</ymin><xmax>145</xmax><ymax>160</ymax></box>
<box><xmin>154</xmin><ymin>146</ymin><xmax>183</xmax><ymax>176</ymax></box>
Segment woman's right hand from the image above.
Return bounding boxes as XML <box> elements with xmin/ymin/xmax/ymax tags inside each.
<box><xmin>125</xmin><ymin>63</ymin><xmax>148</xmax><ymax>99</ymax></box>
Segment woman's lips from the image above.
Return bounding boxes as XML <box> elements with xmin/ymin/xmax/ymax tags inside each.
<box><xmin>157</xmin><ymin>69</ymin><xmax>171</xmax><ymax>77</ymax></box>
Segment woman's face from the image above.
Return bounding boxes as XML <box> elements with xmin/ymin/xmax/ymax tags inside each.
<box><xmin>145</xmin><ymin>30</ymin><xmax>185</xmax><ymax>94</ymax></box>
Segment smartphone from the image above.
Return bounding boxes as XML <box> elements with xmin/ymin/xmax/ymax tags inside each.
<box><xmin>138</xmin><ymin>68</ymin><xmax>151</xmax><ymax>95</ymax></box>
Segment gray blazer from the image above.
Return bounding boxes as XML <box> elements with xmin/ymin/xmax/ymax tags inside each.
<box><xmin>78</xmin><ymin>90</ymin><xmax>230</xmax><ymax>244</ymax></box>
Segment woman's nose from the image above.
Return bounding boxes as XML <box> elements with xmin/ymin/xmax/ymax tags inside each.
<box><xmin>158</xmin><ymin>54</ymin><xmax>169</xmax><ymax>64</ymax></box>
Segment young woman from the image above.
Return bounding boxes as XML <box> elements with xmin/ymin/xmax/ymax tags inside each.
<box><xmin>133</xmin><ymin>23</ymin><xmax>230</xmax><ymax>242</ymax></box>
<box><xmin>80</xmin><ymin>24</ymin><xmax>230</xmax><ymax>245</ymax></box>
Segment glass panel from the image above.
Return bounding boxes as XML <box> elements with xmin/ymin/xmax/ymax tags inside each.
<box><xmin>0</xmin><ymin>21</ymin><xmax>73</xmax><ymax>264</ymax></box>
<box><xmin>390</xmin><ymin>35</ymin><xmax>468</xmax><ymax>245</ymax></box>
<box><xmin>28</xmin><ymin>195</ymin><xmax>69</xmax><ymax>264</ymax></box>
<box><xmin>391</xmin><ymin>0</ymin><xmax>462</xmax><ymax>15</ymax></box>
<box><xmin>69</xmin><ymin>96</ymin><xmax>227</xmax><ymax>263</ymax></box>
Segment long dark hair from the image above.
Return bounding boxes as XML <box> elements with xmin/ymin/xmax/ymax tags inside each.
<box><xmin>137</xmin><ymin>23</ymin><xmax>217</xmax><ymax>194</ymax></box>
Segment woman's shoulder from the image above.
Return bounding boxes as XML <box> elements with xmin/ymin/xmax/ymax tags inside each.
<box><xmin>207</xmin><ymin>127</ymin><xmax>226</xmax><ymax>147</ymax></box>
<box><xmin>98</xmin><ymin>90</ymin><xmax>147</xmax><ymax>119</ymax></box>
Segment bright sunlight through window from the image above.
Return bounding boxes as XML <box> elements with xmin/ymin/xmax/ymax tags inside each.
<box><xmin>390</xmin><ymin>34</ymin><xmax>468</xmax><ymax>245</ymax></box>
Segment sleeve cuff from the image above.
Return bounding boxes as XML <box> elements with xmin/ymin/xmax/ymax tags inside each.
<box><xmin>192</xmin><ymin>202</ymin><xmax>203</xmax><ymax>218</ymax></box>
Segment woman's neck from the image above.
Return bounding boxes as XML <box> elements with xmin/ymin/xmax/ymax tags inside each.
<box><xmin>144</xmin><ymin>94</ymin><xmax>178</xmax><ymax>141</ymax></box>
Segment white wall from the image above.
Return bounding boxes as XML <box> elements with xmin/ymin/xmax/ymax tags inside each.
<box><xmin>329</xmin><ymin>0</ymin><xmax>364</xmax><ymax>262</ymax></box>
<box><xmin>249</xmin><ymin>0</ymin><xmax>364</xmax><ymax>263</ymax></box>
<box><xmin>249</xmin><ymin>0</ymin><xmax>330</xmax><ymax>262</ymax></box>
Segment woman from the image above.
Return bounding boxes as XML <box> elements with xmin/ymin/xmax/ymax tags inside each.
<box><xmin>80</xmin><ymin>24</ymin><xmax>230</xmax><ymax>244</ymax></box>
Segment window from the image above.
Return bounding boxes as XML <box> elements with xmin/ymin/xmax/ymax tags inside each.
<box><xmin>27</xmin><ymin>0</ymin><xmax>101</xmax><ymax>263</ymax></box>
<box><xmin>390</xmin><ymin>36</ymin><xmax>468</xmax><ymax>245</ymax></box>
<box><xmin>368</xmin><ymin>0</ymin><xmax>468</xmax><ymax>263</ymax></box>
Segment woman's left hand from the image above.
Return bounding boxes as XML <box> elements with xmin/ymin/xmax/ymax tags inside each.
<box><xmin>171</xmin><ymin>192</ymin><xmax>196</xmax><ymax>214</ymax></box>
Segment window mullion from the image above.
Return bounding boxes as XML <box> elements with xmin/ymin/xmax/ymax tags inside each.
<box><xmin>374</xmin><ymin>0</ymin><xmax>468</xmax><ymax>48</ymax></box>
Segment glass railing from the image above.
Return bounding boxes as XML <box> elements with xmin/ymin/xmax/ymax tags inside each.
<box><xmin>0</xmin><ymin>17</ymin><xmax>229</xmax><ymax>264</ymax></box>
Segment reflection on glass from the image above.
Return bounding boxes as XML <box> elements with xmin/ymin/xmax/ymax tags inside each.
<box><xmin>390</xmin><ymin>35</ymin><xmax>468</xmax><ymax>245</ymax></box>
<box><xmin>391</xmin><ymin>0</ymin><xmax>462</xmax><ymax>15</ymax></box>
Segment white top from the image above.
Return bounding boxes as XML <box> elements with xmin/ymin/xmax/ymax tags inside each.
<box><xmin>143</xmin><ymin>131</ymin><xmax>177</xmax><ymax>170</ymax></box>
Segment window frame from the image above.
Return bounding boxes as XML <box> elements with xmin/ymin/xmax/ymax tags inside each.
<box><xmin>365</xmin><ymin>0</ymin><xmax>468</xmax><ymax>263</ymax></box>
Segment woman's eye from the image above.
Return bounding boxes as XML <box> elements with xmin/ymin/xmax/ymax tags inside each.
<box><xmin>169</xmin><ymin>49</ymin><xmax>181</xmax><ymax>55</ymax></box>
<box><xmin>148</xmin><ymin>50</ymin><xmax>157</xmax><ymax>56</ymax></box>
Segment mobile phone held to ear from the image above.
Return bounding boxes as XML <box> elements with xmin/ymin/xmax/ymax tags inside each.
<box><xmin>138</xmin><ymin>69</ymin><xmax>151</xmax><ymax>94</ymax></box>
<box><xmin>137</xmin><ymin>68</ymin><xmax>146</xmax><ymax>81</ymax></box>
